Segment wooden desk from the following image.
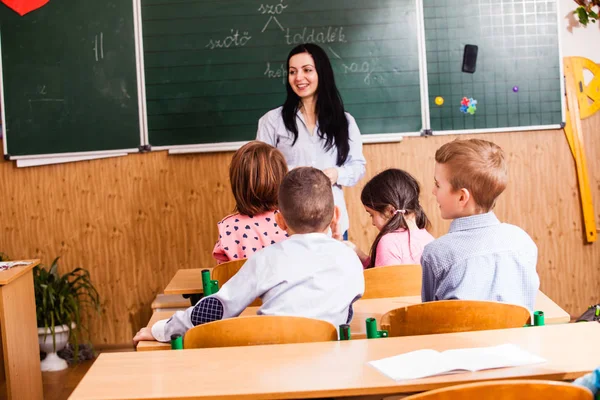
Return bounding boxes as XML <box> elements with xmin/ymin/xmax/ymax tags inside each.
<box><xmin>136</xmin><ymin>311</ymin><xmax>176</xmax><ymax>352</ymax></box>
<box><xmin>135</xmin><ymin>292</ymin><xmax>570</xmax><ymax>351</ymax></box>
<box><xmin>0</xmin><ymin>260</ymin><xmax>43</xmax><ymax>400</ymax></box>
<box><xmin>348</xmin><ymin>291</ymin><xmax>570</xmax><ymax>325</ymax></box>
<box><xmin>73</xmin><ymin>322</ymin><xmax>600</xmax><ymax>400</ymax></box>
<box><xmin>163</xmin><ymin>269</ymin><xmax>570</xmax><ymax>325</ymax></box>
<box><xmin>163</xmin><ymin>268</ymin><xmax>213</xmax><ymax>295</ymax></box>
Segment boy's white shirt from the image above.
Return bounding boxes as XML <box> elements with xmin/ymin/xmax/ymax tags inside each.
<box><xmin>152</xmin><ymin>233</ymin><xmax>365</xmax><ymax>342</ymax></box>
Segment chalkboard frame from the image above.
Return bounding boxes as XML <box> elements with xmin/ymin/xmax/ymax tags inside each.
<box><xmin>140</xmin><ymin>0</ymin><xmax>428</xmax><ymax>153</ymax></box>
<box><xmin>0</xmin><ymin>0</ymin><xmax>567</xmax><ymax>159</ymax></box>
<box><xmin>143</xmin><ymin>0</ymin><xmax>565</xmax><ymax>154</ymax></box>
<box><xmin>418</xmin><ymin>0</ymin><xmax>566</xmax><ymax>137</ymax></box>
<box><xmin>0</xmin><ymin>0</ymin><xmax>147</xmax><ymax>160</ymax></box>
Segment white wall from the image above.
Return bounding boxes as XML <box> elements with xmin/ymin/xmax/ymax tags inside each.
<box><xmin>559</xmin><ymin>0</ymin><xmax>600</xmax><ymax>62</ymax></box>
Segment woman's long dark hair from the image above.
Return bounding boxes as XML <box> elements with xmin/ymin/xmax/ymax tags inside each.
<box><xmin>281</xmin><ymin>43</ymin><xmax>350</xmax><ymax>167</ymax></box>
<box><xmin>361</xmin><ymin>169</ymin><xmax>431</xmax><ymax>269</ymax></box>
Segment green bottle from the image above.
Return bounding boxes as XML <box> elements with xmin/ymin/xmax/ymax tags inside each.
<box><xmin>170</xmin><ymin>334</ymin><xmax>183</xmax><ymax>350</ymax></box>
<box><xmin>533</xmin><ymin>310</ymin><xmax>545</xmax><ymax>326</ymax></box>
<box><xmin>366</xmin><ymin>318</ymin><xmax>388</xmax><ymax>339</ymax></box>
<box><xmin>201</xmin><ymin>269</ymin><xmax>219</xmax><ymax>295</ymax></box>
<box><xmin>339</xmin><ymin>324</ymin><xmax>351</xmax><ymax>340</ymax></box>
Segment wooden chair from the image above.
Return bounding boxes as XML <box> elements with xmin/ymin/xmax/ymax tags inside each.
<box><xmin>183</xmin><ymin>315</ymin><xmax>338</xmax><ymax>349</ymax></box>
<box><xmin>380</xmin><ymin>300</ymin><xmax>531</xmax><ymax>337</ymax></box>
<box><xmin>402</xmin><ymin>380</ymin><xmax>593</xmax><ymax>399</ymax></box>
<box><xmin>362</xmin><ymin>264</ymin><xmax>422</xmax><ymax>299</ymax></box>
<box><xmin>211</xmin><ymin>259</ymin><xmax>246</xmax><ymax>285</ymax></box>
<box><xmin>211</xmin><ymin>259</ymin><xmax>261</xmax><ymax>306</ymax></box>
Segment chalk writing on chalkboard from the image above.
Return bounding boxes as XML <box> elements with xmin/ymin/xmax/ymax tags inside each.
<box><xmin>258</xmin><ymin>0</ymin><xmax>287</xmax><ymax>32</ymax></box>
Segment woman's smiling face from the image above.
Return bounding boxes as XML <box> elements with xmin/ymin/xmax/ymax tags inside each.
<box><xmin>288</xmin><ymin>52</ymin><xmax>319</xmax><ymax>101</ymax></box>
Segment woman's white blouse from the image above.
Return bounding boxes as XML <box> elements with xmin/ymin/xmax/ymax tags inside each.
<box><xmin>256</xmin><ymin>106</ymin><xmax>366</xmax><ymax>233</ymax></box>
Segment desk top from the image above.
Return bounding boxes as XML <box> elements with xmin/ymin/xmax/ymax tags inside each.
<box><xmin>0</xmin><ymin>259</ymin><xmax>39</xmax><ymax>286</ymax></box>
<box><xmin>73</xmin><ymin>322</ymin><xmax>599</xmax><ymax>400</ymax></box>
<box><xmin>163</xmin><ymin>268</ymin><xmax>213</xmax><ymax>295</ymax></box>
<box><xmin>135</xmin><ymin>291</ymin><xmax>570</xmax><ymax>351</ymax></box>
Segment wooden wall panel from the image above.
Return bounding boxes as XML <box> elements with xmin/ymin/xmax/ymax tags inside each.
<box><xmin>0</xmin><ymin>115</ymin><xmax>598</xmax><ymax>345</ymax></box>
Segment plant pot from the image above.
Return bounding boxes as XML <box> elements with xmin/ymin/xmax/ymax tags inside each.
<box><xmin>37</xmin><ymin>323</ymin><xmax>74</xmax><ymax>371</ymax></box>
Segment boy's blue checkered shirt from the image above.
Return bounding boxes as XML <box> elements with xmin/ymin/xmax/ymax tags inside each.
<box><xmin>421</xmin><ymin>212</ymin><xmax>539</xmax><ymax>312</ymax></box>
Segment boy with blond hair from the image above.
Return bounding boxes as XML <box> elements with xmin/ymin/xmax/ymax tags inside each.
<box><xmin>134</xmin><ymin>167</ymin><xmax>364</xmax><ymax>344</ymax></box>
<box><xmin>421</xmin><ymin>139</ymin><xmax>539</xmax><ymax>311</ymax></box>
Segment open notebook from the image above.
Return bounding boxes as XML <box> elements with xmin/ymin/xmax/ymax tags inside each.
<box><xmin>369</xmin><ymin>344</ymin><xmax>546</xmax><ymax>381</ymax></box>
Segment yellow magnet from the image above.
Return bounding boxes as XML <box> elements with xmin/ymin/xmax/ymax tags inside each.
<box><xmin>435</xmin><ymin>96</ymin><xmax>444</xmax><ymax>106</ymax></box>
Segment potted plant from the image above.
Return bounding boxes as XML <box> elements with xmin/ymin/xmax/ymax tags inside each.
<box><xmin>34</xmin><ymin>257</ymin><xmax>101</xmax><ymax>371</ymax></box>
<box><xmin>572</xmin><ymin>0</ymin><xmax>600</xmax><ymax>26</ymax></box>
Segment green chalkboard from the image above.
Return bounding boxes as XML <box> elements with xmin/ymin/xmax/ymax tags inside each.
<box><xmin>141</xmin><ymin>0</ymin><xmax>422</xmax><ymax>147</ymax></box>
<box><xmin>0</xmin><ymin>0</ymin><xmax>141</xmax><ymax>157</ymax></box>
<box><xmin>424</xmin><ymin>0</ymin><xmax>563</xmax><ymax>132</ymax></box>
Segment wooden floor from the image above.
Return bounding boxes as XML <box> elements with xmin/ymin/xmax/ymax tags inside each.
<box><xmin>0</xmin><ymin>359</ymin><xmax>95</xmax><ymax>400</ymax></box>
<box><xmin>0</xmin><ymin>345</ymin><xmax>136</xmax><ymax>400</ymax></box>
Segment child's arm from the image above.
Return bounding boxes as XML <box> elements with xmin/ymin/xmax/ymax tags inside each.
<box><xmin>134</xmin><ymin>306</ymin><xmax>198</xmax><ymax>343</ymax></box>
<box><xmin>420</xmin><ymin>250</ymin><xmax>436</xmax><ymax>302</ymax></box>
<box><xmin>211</xmin><ymin>254</ymin><xmax>268</xmax><ymax>317</ymax></box>
<box><xmin>212</xmin><ymin>239</ymin><xmax>229</xmax><ymax>264</ymax></box>
<box><xmin>133</xmin><ymin>327</ymin><xmax>155</xmax><ymax>345</ymax></box>
<box><xmin>342</xmin><ymin>240</ymin><xmax>371</xmax><ymax>269</ymax></box>
<box><xmin>150</xmin><ymin>255</ymin><xmax>268</xmax><ymax>342</ymax></box>
<box><xmin>330</xmin><ymin>216</ymin><xmax>370</xmax><ymax>267</ymax></box>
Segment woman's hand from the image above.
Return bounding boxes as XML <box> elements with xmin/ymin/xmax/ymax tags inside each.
<box><xmin>322</xmin><ymin>168</ymin><xmax>339</xmax><ymax>185</ymax></box>
<box><xmin>133</xmin><ymin>327</ymin><xmax>155</xmax><ymax>345</ymax></box>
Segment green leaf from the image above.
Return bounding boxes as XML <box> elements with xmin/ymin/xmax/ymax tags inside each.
<box><xmin>34</xmin><ymin>258</ymin><xmax>101</xmax><ymax>362</ymax></box>
<box><xmin>575</xmin><ymin>6</ymin><xmax>590</xmax><ymax>25</ymax></box>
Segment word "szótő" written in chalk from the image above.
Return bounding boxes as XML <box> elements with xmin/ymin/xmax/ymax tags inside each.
<box><xmin>206</xmin><ymin>30</ymin><xmax>252</xmax><ymax>50</ymax></box>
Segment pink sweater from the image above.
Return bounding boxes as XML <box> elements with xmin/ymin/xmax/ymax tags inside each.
<box><xmin>364</xmin><ymin>228</ymin><xmax>435</xmax><ymax>268</ymax></box>
<box><xmin>212</xmin><ymin>211</ymin><xmax>288</xmax><ymax>263</ymax></box>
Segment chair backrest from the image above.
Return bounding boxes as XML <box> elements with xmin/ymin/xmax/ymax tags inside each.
<box><xmin>211</xmin><ymin>259</ymin><xmax>246</xmax><ymax>285</ymax></box>
<box><xmin>183</xmin><ymin>315</ymin><xmax>338</xmax><ymax>349</ymax></box>
<box><xmin>362</xmin><ymin>264</ymin><xmax>422</xmax><ymax>299</ymax></box>
<box><xmin>380</xmin><ymin>300</ymin><xmax>531</xmax><ymax>337</ymax></box>
<box><xmin>211</xmin><ymin>259</ymin><xmax>261</xmax><ymax>306</ymax></box>
<box><xmin>402</xmin><ymin>380</ymin><xmax>593</xmax><ymax>399</ymax></box>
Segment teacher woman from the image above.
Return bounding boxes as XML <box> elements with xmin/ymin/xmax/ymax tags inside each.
<box><xmin>256</xmin><ymin>43</ymin><xmax>366</xmax><ymax>238</ymax></box>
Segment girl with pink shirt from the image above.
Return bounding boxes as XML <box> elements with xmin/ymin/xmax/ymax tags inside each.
<box><xmin>212</xmin><ymin>141</ymin><xmax>289</xmax><ymax>263</ymax></box>
<box><xmin>348</xmin><ymin>169</ymin><xmax>434</xmax><ymax>269</ymax></box>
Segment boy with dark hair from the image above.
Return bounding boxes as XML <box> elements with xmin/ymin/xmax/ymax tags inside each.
<box><xmin>134</xmin><ymin>167</ymin><xmax>364</xmax><ymax>343</ymax></box>
<box><xmin>422</xmin><ymin>139</ymin><xmax>539</xmax><ymax>312</ymax></box>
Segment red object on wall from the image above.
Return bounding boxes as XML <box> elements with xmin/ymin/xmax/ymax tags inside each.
<box><xmin>1</xmin><ymin>0</ymin><xmax>49</xmax><ymax>16</ymax></box>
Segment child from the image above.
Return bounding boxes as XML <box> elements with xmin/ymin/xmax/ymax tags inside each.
<box><xmin>573</xmin><ymin>367</ymin><xmax>600</xmax><ymax>396</ymax></box>
<box><xmin>134</xmin><ymin>167</ymin><xmax>365</xmax><ymax>343</ymax></box>
<box><xmin>346</xmin><ymin>168</ymin><xmax>434</xmax><ymax>269</ymax></box>
<box><xmin>212</xmin><ymin>141</ymin><xmax>289</xmax><ymax>263</ymax></box>
<box><xmin>421</xmin><ymin>139</ymin><xmax>540</xmax><ymax>312</ymax></box>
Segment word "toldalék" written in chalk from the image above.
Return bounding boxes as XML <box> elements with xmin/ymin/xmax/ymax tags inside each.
<box><xmin>285</xmin><ymin>26</ymin><xmax>347</xmax><ymax>45</ymax></box>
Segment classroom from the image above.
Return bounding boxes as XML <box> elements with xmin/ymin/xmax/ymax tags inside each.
<box><xmin>0</xmin><ymin>0</ymin><xmax>599</xmax><ymax>399</ymax></box>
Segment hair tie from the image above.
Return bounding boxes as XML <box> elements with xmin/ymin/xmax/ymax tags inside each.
<box><xmin>393</xmin><ymin>209</ymin><xmax>406</xmax><ymax>215</ymax></box>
